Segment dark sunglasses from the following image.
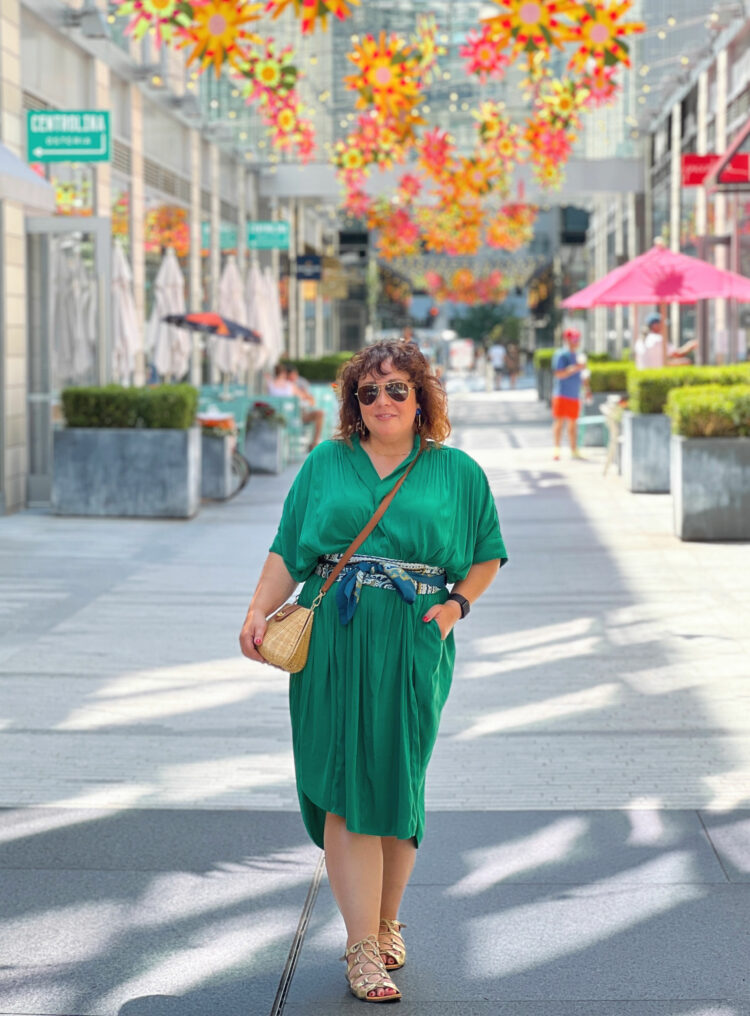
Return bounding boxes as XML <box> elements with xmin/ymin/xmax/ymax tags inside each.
<box><xmin>355</xmin><ymin>381</ymin><xmax>416</xmax><ymax>406</ymax></box>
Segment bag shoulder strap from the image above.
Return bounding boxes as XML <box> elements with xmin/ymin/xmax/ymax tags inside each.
<box><xmin>319</xmin><ymin>449</ymin><xmax>422</xmax><ymax>598</ymax></box>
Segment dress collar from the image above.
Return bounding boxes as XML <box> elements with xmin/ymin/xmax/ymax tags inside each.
<box><xmin>350</xmin><ymin>432</ymin><xmax>421</xmax><ymax>493</ymax></box>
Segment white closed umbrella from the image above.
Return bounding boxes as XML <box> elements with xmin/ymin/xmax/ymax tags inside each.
<box><xmin>111</xmin><ymin>242</ymin><xmax>140</xmax><ymax>385</ymax></box>
<box><xmin>213</xmin><ymin>255</ymin><xmax>247</xmax><ymax>378</ymax></box>
<box><xmin>263</xmin><ymin>265</ymin><xmax>284</xmax><ymax>366</ymax></box>
<box><xmin>245</xmin><ymin>260</ymin><xmax>274</xmax><ymax>370</ymax></box>
<box><xmin>52</xmin><ymin>242</ymin><xmax>96</xmax><ymax>386</ymax></box>
<box><xmin>146</xmin><ymin>248</ymin><xmax>190</xmax><ymax>380</ymax></box>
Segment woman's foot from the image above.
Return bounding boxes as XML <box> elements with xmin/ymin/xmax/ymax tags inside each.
<box><xmin>342</xmin><ymin>935</ymin><xmax>401</xmax><ymax>1002</ymax></box>
<box><xmin>378</xmin><ymin>918</ymin><xmax>407</xmax><ymax>971</ymax></box>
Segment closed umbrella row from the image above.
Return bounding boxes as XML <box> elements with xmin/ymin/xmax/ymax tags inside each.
<box><xmin>111</xmin><ymin>243</ymin><xmax>284</xmax><ymax>384</ymax></box>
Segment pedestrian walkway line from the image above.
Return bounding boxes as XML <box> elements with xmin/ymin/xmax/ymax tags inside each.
<box><xmin>269</xmin><ymin>850</ymin><xmax>325</xmax><ymax>1016</ymax></box>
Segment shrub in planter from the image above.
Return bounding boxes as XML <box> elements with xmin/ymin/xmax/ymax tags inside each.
<box><xmin>627</xmin><ymin>364</ymin><xmax>750</xmax><ymax>415</ymax></box>
<box><xmin>533</xmin><ymin>348</ymin><xmax>555</xmax><ymax>371</ymax></box>
<box><xmin>245</xmin><ymin>401</ymin><xmax>288</xmax><ymax>474</ymax></box>
<box><xmin>588</xmin><ymin>361</ymin><xmax>632</xmax><ymax>393</ymax></box>
<box><xmin>666</xmin><ymin>383</ymin><xmax>750</xmax><ymax>438</ymax></box>
<box><xmin>667</xmin><ymin>384</ymin><xmax>750</xmax><ymax>541</ymax></box>
<box><xmin>54</xmin><ymin>384</ymin><xmax>200</xmax><ymax>518</ymax></box>
<box><xmin>284</xmin><ymin>352</ymin><xmax>354</xmax><ymax>382</ymax></box>
<box><xmin>62</xmin><ymin>384</ymin><xmax>198</xmax><ymax>429</ymax></box>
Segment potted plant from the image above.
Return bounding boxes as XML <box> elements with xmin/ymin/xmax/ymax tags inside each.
<box><xmin>244</xmin><ymin>400</ymin><xmax>288</xmax><ymax>474</ymax></box>
<box><xmin>53</xmin><ymin>384</ymin><xmax>200</xmax><ymax>517</ymax></box>
<box><xmin>667</xmin><ymin>383</ymin><xmax>750</xmax><ymax>541</ymax></box>
<box><xmin>197</xmin><ymin>411</ymin><xmax>236</xmax><ymax>500</ymax></box>
<box><xmin>579</xmin><ymin>360</ymin><xmax>632</xmax><ymax>447</ymax></box>
<box><xmin>623</xmin><ymin>365</ymin><xmax>750</xmax><ymax>494</ymax></box>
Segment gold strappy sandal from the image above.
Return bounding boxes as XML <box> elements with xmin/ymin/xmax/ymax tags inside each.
<box><xmin>341</xmin><ymin>935</ymin><xmax>402</xmax><ymax>1003</ymax></box>
<box><xmin>378</xmin><ymin>919</ymin><xmax>407</xmax><ymax>971</ymax></box>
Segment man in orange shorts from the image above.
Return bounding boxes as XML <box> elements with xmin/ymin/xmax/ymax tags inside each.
<box><xmin>551</xmin><ymin>328</ymin><xmax>585</xmax><ymax>460</ymax></box>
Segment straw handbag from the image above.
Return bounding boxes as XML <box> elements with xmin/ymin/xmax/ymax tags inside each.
<box><xmin>260</xmin><ymin>451</ymin><xmax>422</xmax><ymax>673</ymax></box>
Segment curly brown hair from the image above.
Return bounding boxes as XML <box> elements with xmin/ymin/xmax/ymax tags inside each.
<box><xmin>335</xmin><ymin>340</ymin><xmax>451</xmax><ymax>447</ymax></box>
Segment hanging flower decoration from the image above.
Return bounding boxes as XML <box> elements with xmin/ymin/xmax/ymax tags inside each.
<box><xmin>117</xmin><ymin>0</ymin><xmax>189</xmax><ymax>45</ymax></box>
<box><xmin>460</xmin><ymin>24</ymin><xmax>510</xmax><ymax>83</ymax></box>
<box><xmin>371</xmin><ymin>207</ymin><xmax>421</xmax><ymax>260</ymax></box>
<box><xmin>238</xmin><ymin>40</ymin><xmax>299</xmax><ymax>104</ymax></box>
<box><xmin>417</xmin><ymin>128</ymin><xmax>455</xmax><ymax>181</ymax></box>
<box><xmin>398</xmin><ymin>174</ymin><xmax>422</xmax><ymax>202</ymax></box>
<box><xmin>486</xmin><ymin>204</ymin><xmax>537</xmax><ymax>250</ymax></box>
<box><xmin>344</xmin><ymin>31</ymin><xmax>422</xmax><ymax>119</ymax></box>
<box><xmin>481</xmin><ymin>0</ymin><xmax>572</xmax><ymax>65</ymax></box>
<box><xmin>265</xmin><ymin>0</ymin><xmax>358</xmax><ymax>34</ymax></box>
<box><xmin>566</xmin><ymin>1</ymin><xmax>644</xmax><ymax>75</ymax></box>
<box><xmin>537</xmin><ymin>78</ymin><xmax>590</xmax><ymax>129</ymax></box>
<box><xmin>343</xmin><ymin>188</ymin><xmax>373</xmax><ymax>218</ymax></box>
<box><xmin>581</xmin><ymin>65</ymin><xmax>620</xmax><ymax>106</ymax></box>
<box><xmin>424</xmin><ymin>269</ymin><xmax>507</xmax><ymax>305</ymax></box>
<box><xmin>179</xmin><ymin>0</ymin><xmax>264</xmax><ymax>76</ymax></box>
<box><xmin>412</xmin><ymin>14</ymin><xmax>446</xmax><ymax>84</ymax></box>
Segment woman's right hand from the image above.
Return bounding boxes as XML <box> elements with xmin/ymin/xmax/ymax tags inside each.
<box><xmin>239</xmin><ymin>608</ymin><xmax>269</xmax><ymax>663</ymax></box>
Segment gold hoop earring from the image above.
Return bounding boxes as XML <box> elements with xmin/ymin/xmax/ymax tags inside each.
<box><xmin>356</xmin><ymin>416</ymin><xmax>367</xmax><ymax>436</ymax></box>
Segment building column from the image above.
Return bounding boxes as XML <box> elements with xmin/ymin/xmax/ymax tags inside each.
<box><xmin>695</xmin><ymin>69</ymin><xmax>709</xmax><ymax>365</ymax></box>
<box><xmin>286</xmin><ymin>198</ymin><xmax>296</xmax><ymax>357</ymax></box>
<box><xmin>669</xmin><ymin>100</ymin><xmax>681</xmax><ymax>344</ymax></box>
<box><xmin>0</xmin><ymin>0</ymin><xmax>26</xmax><ymax>512</ymax></box>
<box><xmin>593</xmin><ymin>197</ymin><xmax>607</xmax><ymax>354</ymax></box>
<box><xmin>189</xmin><ymin>130</ymin><xmax>202</xmax><ymax>385</ymax></box>
<box><xmin>236</xmin><ymin>163</ymin><xmax>247</xmax><ymax>275</ymax></box>
<box><xmin>130</xmin><ymin>85</ymin><xmax>146</xmax><ymax>386</ymax></box>
<box><xmin>209</xmin><ymin>144</ymin><xmax>220</xmax><ymax>308</ymax></box>
<box><xmin>314</xmin><ymin>214</ymin><xmax>324</xmax><ymax>357</ymax></box>
<box><xmin>714</xmin><ymin>48</ymin><xmax>729</xmax><ymax>362</ymax></box>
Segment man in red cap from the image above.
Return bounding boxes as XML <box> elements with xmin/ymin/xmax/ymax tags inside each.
<box><xmin>551</xmin><ymin>327</ymin><xmax>586</xmax><ymax>460</ymax></box>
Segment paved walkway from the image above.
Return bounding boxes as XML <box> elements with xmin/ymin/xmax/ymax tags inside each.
<box><xmin>1</xmin><ymin>390</ymin><xmax>749</xmax><ymax>1015</ymax></box>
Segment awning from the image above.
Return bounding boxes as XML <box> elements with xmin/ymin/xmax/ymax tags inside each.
<box><xmin>0</xmin><ymin>144</ymin><xmax>55</xmax><ymax>213</ymax></box>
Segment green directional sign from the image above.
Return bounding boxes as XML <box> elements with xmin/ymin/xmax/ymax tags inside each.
<box><xmin>248</xmin><ymin>220</ymin><xmax>290</xmax><ymax>250</ymax></box>
<box><xmin>201</xmin><ymin>222</ymin><xmax>238</xmax><ymax>250</ymax></box>
<box><xmin>27</xmin><ymin>110</ymin><xmax>111</xmax><ymax>163</ymax></box>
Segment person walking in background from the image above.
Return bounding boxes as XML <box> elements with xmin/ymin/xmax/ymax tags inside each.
<box><xmin>239</xmin><ymin>340</ymin><xmax>506</xmax><ymax>1004</ymax></box>
<box><xmin>552</xmin><ymin>327</ymin><xmax>585</xmax><ymax>461</ymax></box>
<box><xmin>634</xmin><ymin>312</ymin><xmax>697</xmax><ymax>369</ymax></box>
<box><xmin>488</xmin><ymin>340</ymin><xmax>506</xmax><ymax>389</ymax></box>
<box><xmin>504</xmin><ymin>342</ymin><xmax>521</xmax><ymax>389</ymax></box>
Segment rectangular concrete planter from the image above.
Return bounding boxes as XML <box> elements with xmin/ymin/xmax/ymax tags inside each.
<box><xmin>245</xmin><ymin>422</ymin><xmax>287</xmax><ymax>474</ymax></box>
<box><xmin>52</xmin><ymin>427</ymin><xmax>200</xmax><ymax>518</ymax></box>
<box><xmin>671</xmin><ymin>435</ymin><xmax>750</xmax><ymax>541</ymax></box>
<box><xmin>621</xmin><ymin>411</ymin><xmax>672</xmax><ymax>493</ymax></box>
<box><xmin>201</xmin><ymin>433</ymin><xmax>234</xmax><ymax>500</ymax></box>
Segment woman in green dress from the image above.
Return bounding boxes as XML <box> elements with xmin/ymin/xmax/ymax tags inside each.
<box><xmin>240</xmin><ymin>340</ymin><xmax>507</xmax><ymax>1003</ymax></box>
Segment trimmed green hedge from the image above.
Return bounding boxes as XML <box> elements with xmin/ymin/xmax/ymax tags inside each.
<box><xmin>61</xmin><ymin>384</ymin><xmax>198</xmax><ymax>429</ymax></box>
<box><xmin>628</xmin><ymin>364</ymin><xmax>750</xmax><ymax>414</ymax></box>
<box><xmin>533</xmin><ymin>348</ymin><xmax>555</xmax><ymax>370</ymax></box>
<box><xmin>589</xmin><ymin>361</ymin><xmax>632</xmax><ymax>393</ymax></box>
<box><xmin>666</xmin><ymin>383</ymin><xmax>750</xmax><ymax>438</ymax></box>
<box><xmin>284</xmin><ymin>352</ymin><xmax>354</xmax><ymax>382</ymax></box>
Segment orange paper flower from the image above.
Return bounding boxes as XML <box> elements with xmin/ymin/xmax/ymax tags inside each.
<box><xmin>179</xmin><ymin>0</ymin><xmax>263</xmax><ymax>75</ymax></box>
<box><xmin>567</xmin><ymin>1</ymin><xmax>645</xmax><ymax>74</ymax></box>
<box><xmin>265</xmin><ymin>0</ymin><xmax>359</xmax><ymax>35</ymax></box>
<box><xmin>345</xmin><ymin>31</ymin><xmax>422</xmax><ymax>118</ymax></box>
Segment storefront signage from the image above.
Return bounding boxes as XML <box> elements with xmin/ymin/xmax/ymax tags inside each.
<box><xmin>296</xmin><ymin>254</ymin><xmax>322</xmax><ymax>281</ymax></box>
<box><xmin>247</xmin><ymin>220</ymin><xmax>290</xmax><ymax>249</ymax></box>
<box><xmin>682</xmin><ymin>152</ymin><xmax>750</xmax><ymax>186</ymax></box>
<box><xmin>27</xmin><ymin>111</ymin><xmax>110</xmax><ymax>163</ymax></box>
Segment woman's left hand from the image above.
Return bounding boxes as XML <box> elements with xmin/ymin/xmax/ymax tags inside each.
<box><xmin>422</xmin><ymin>599</ymin><xmax>462</xmax><ymax>640</ymax></box>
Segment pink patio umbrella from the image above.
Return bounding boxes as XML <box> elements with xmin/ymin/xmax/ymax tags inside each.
<box><xmin>562</xmin><ymin>243</ymin><xmax>750</xmax><ymax>308</ymax></box>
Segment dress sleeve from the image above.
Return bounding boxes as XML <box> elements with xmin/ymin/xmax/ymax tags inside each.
<box><xmin>471</xmin><ymin>465</ymin><xmax>508</xmax><ymax>568</ymax></box>
<box><xmin>269</xmin><ymin>455</ymin><xmax>319</xmax><ymax>582</ymax></box>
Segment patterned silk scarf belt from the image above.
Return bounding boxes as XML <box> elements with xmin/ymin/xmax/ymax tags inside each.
<box><xmin>314</xmin><ymin>553</ymin><xmax>447</xmax><ymax>626</ymax></box>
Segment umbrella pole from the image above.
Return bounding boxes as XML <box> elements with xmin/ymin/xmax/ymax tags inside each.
<box><xmin>660</xmin><ymin>301</ymin><xmax>669</xmax><ymax>365</ymax></box>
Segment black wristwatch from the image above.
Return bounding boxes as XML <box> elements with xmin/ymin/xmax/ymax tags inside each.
<box><xmin>446</xmin><ymin>592</ymin><xmax>470</xmax><ymax>619</ymax></box>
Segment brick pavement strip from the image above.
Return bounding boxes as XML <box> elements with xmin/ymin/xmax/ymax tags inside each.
<box><xmin>0</xmin><ymin>391</ymin><xmax>749</xmax><ymax>812</ymax></box>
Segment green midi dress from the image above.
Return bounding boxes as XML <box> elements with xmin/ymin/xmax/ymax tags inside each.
<box><xmin>269</xmin><ymin>433</ymin><xmax>507</xmax><ymax>849</ymax></box>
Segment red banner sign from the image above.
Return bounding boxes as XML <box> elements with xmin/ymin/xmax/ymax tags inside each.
<box><xmin>682</xmin><ymin>153</ymin><xmax>750</xmax><ymax>186</ymax></box>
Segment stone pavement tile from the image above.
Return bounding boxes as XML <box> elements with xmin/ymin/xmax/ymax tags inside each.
<box><xmin>288</xmin><ymin>880</ymin><xmax>750</xmax><ymax>1010</ymax></box>
<box><xmin>409</xmin><ymin>811</ymin><xmax>726</xmax><ymax>886</ymax></box>
<box><xmin>0</xmin><ymin>811</ymin><xmax>319</xmax><ymax>1016</ymax></box>
<box><xmin>0</xmin><ymin>809</ymin><xmax>315</xmax><ymax>871</ymax></box>
<box><xmin>283</xmin><ymin>1003</ymin><xmax>749</xmax><ymax>1016</ymax></box>
<box><xmin>699</xmin><ymin>812</ymin><xmax>750</xmax><ymax>883</ymax></box>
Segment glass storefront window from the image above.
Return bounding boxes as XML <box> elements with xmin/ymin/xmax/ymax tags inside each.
<box><xmin>51</xmin><ymin>164</ymin><xmax>94</xmax><ymax>217</ymax></box>
<box><xmin>112</xmin><ymin>177</ymin><xmax>131</xmax><ymax>257</ymax></box>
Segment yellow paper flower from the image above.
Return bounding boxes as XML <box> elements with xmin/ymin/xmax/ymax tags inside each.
<box><xmin>180</xmin><ymin>0</ymin><xmax>263</xmax><ymax>76</ymax></box>
<box><xmin>345</xmin><ymin>31</ymin><xmax>422</xmax><ymax>117</ymax></box>
<box><xmin>482</xmin><ymin>0</ymin><xmax>577</xmax><ymax>61</ymax></box>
